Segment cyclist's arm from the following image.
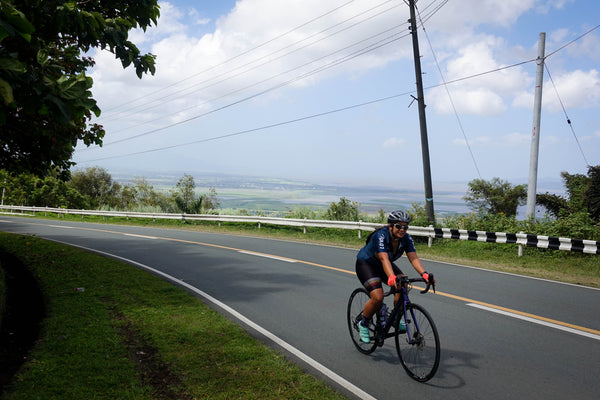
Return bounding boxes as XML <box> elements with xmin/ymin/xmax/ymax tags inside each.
<box><xmin>406</xmin><ymin>251</ymin><xmax>426</xmax><ymax>276</ymax></box>
<box><xmin>376</xmin><ymin>251</ymin><xmax>396</xmax><ymax>284</ymax></box>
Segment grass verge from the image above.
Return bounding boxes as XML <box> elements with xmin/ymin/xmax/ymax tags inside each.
<box><xmin>0</xmin><ymin>232</ymin><xmax>347</xmax><ymax>400</ymax></box>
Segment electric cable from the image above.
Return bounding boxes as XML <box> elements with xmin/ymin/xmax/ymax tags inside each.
<box><xmin>415</xmin><ymin>0</ymin><xmax>481</xmax><ymax>178</ymax></box>
<box><xmin>82</xmin><ymin>28</ymin><xmax>411</xmax><ymax>149</ymax></box>
<box><xmin>545</xmin><ymin>24</ymin><xmax>600</xmax><ymax>59</ymax></box>
<box><xmin>98</xmin><ymin>0</ymin><xmax>401</xmax><ymax>119</ymax></box>
<box><xmin>77</xmin><ymin>91</ymin><xmax>414</xmax><ymax>163</ymax></box>
<box><xmin>100</xmin><ymin>0</ymin><xmax>357</xmax><ymax>114</ymax></box>
<box><xmin>101</xmin><ymin>1</ymin><xmax>407</xmax><ymax>126</ymax></box>
<box><xmin>544</xmin><ymin>62</ymin><xmax>590</xmax><ymax>167</ymax></box>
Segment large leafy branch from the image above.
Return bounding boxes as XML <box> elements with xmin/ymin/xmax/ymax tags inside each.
<box><xmin>0</xmin><ymin>0</ymin><xmax>159</xmax><ymax>178</ymax></box>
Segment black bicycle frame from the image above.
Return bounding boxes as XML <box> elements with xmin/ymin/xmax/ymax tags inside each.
<box><xmin>377</xmin><ymin>277</ymin><xmax>426</xmax><ymax>344</ymax></box>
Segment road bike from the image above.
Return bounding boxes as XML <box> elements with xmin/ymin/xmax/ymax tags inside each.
<box><xmin>347</xmin><ymin>275</ymin><xmax>440</xmax><ymax>382</ymax></box>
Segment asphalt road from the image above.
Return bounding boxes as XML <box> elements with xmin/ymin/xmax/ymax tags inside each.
<box><xmin>1</xmin><ymin>216</ymin><xmax>598</xmax><ymax>400</ymax></box>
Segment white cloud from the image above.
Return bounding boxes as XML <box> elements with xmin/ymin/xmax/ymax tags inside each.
<box><xmin>536</xmin><ymin>0</ymin><xmax>575</xmax><ymax>13</ymax></box>
<box><xmin>513</xmin><ymin>69</ymin><xmax>600</xmax><ymax>111</ymax></box>
<box><xmin>427</xmin><ymin>37</ymin><xmax>530</xmax><ymax>116</ymax></box>
<box><xmin>90</xmin><ymin>0</ymin><xmax>420</xmax><ymax>120</ymax></box>
<box><xmin>428</xmin><ymin>0</ymin><xmax>537</xmax><ymax>31</ymax></box>
<box><xmin>78</xmin><ymin>0</ymin><xmax>599</xmax><ymax>184</ymax></box>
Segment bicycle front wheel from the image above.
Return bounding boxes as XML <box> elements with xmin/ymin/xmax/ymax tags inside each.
<box><xmin>347</xmin><ymin>288</ymin><xmax>377</xmax><ymax>354</ymax></box>
<box><xmin>395</xmin><ymin>303</ymin><xmax>440</xmax><ymax>382</ymax></box>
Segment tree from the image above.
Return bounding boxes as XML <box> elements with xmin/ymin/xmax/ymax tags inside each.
<box><xmin>537</xmin><ymin>165</ymin><xmax>600</xmax><ymax>222</ymax></box>
<box><xmin>132</xmin><ymin>177</ymin><xmax>160</xmax><ymax>207</ymax></box>
<box><xmin>0</xmin><ymin>169</ymin><xmax>87</xmax><ymax>208</ymax></box>
<box><xmin>173</xmin><ymin>174</ymin><xmax>203</xmax><ymax>214</ymax></box>
<box><xmin>587</xmin><ymin>166</ymin><xmax>600</xmax><ymax>222</ymax></box>
<box><xmin>463</xmin><ymin>177</ymin><xmax>526</xmax><ymax>217</ymax></box>
<box><xmin>201</xmin><ymin>187</ymin><xmax>220</xmax><ymax>212</ymax></box>
<box><xmin>0</xmin><ymin>0</ymin><xmax>159</xmax><ymax>177</ymax></box>
<box><xmin>68</xmin><ymin>166</ymin><xmax>120</xmax><ymax>208</ymax></box>
<box><xmin>324</xmin><ymin>197</ymin><xmax>360</xmax><ymax>221</ymax></box>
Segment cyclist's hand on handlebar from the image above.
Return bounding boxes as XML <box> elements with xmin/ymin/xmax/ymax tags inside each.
<box><xmin>422</xmin><ymin>272</ymin><xmax>436</xmax><ymax>288</ymax></box>
<box><xmin>387</xmin><ymin>274</ymin><xmax>397</xmax><ymax>287</ymax></box>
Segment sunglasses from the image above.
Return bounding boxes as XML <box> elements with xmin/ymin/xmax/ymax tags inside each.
<box><xmin>394</xmin><ymin>224</ymin><xmax>409</xmax><ymax>231</ymax></box>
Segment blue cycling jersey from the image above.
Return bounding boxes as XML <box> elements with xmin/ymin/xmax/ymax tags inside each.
<box><xmin>357</xmin><ymin>227</ymin><xmax>416</xmax><ymax>266</ymax></box>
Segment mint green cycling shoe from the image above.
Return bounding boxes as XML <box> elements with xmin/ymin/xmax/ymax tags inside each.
<box><xmin>358</xmin><ymin>321</ymin><xmax>371</xmax><ymax>343</ymax></box>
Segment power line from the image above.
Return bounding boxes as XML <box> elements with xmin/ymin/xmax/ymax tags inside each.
<box><xmin>544</xmin><ymin>63</ymin><xmax>590</xmax><ymax>167</ymax></box>
<box><xmin>78</xmin><ymin>1</ymin><xmax>596</xmax><ymax>165</ymax></box>
<box><xmin>77</xmin><ymin>91</ymin><xmax>413</xmax><ymax>163</ymax></box>
<box><xmin>85</xmin><ymin>28</ymin><xmax>411</xmax><ymax>149</ymax></box>
<box><xmin>414</xmin><ymin>0</ymin><xmax>481</xmax><ymax>178</ymax></box>
<box><xmin>101</xmin><ymin>0</ymin><xmax>407</xmax><ymax>128</ymax></box>
<box><xmin>545</xmin><ymin>24</ymin><xmax>600</xmax><ymax>59</ymax></box>
<box><xmin>98</xmin><ymin>0</ymin><xmax>401</xmax><ymax>121</ymax></box>
<box><xmin>99</xmin><ymin>0</ymin><xmax>357</xmax><ymax>114</ymax></box>
<box><xmin>77</xmin><ymin>56</ymin><xmax>539</xmax><ymax>162</ymax></box>
<box><xmin>78</xmin><ymin>58</ymin><xmax>542</xmax><ymax>163</ymax></box>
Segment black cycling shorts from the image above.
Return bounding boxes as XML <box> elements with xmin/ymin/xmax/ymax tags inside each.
<box><xmin>355</xmin><ymin>258</ymin><xmax>403</xmax><ymax>293</ymax></box>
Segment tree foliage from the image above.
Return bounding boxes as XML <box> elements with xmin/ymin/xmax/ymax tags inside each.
<box><xmin>0</xmin><ymin>0</ymin><xmax>159</xmax><ymax>177</ymax></box>
<box><xmin>173</xmin><ymin>173</ymin><xmax>203</xmax><ymax>214</ymax></box>
<box><xmin>536</xmin><ymin>165</ymin><xmax>600</xmax><ymax>222</ymax></box>
<box><xmin>68</xmin><ymin>166</ymin><xmax>120</xmax><ymax>208</ymax></box>
<box><xmin>0</xmin><ymin>168</ymin><xmax>86</xmax><ymax>207</ymax></box>
<box><xmin>324</xmin><ymin>197</ymin><xmax>360</xmax><ymax>221</ymax></box>
<box><xmin>1</xmin><ymin>168</ymin><xmax>221</xmax><ymax>213</ymax></box>
<box><xmin>463</xmin><ymin>177</ymin><xmax>527</xmax><ymax>217</ymax></box>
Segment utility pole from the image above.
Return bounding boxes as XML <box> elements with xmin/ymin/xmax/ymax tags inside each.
<box><xmin>526</xmin><ymin>32</ymin><xmax>546</xmax><ymax>219</ymax></box>
<box><xmin>408</xmin><ymin>0</ymin><xmax>435</xmax><ymax>224</ymax></box>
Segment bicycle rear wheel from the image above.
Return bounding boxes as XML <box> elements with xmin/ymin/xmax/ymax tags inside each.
<box><xmin>395</xmin><ymin>303</ymin><xmax>440</xmax><ymax>382</ymax></box>
<box><xmin>347</xmin><ymin>288</ymin><xmax>377</xmax><ymax>354</ymax></box>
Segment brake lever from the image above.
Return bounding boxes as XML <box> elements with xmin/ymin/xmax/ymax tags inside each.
<box><xmin>420</xmin><ymin>280</ymin><xmax>436</xmax><ymax>294</ymax></box>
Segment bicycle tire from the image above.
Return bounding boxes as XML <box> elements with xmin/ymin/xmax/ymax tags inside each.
<box><xmin>347</xmin><ymin>288</ymin><xmax>377</xmax><ymax>354</ymax></box>
<box><xmin>394</xmin><ymin>303</ymin><xmax>440</xmax><ymax>382</ymax></box>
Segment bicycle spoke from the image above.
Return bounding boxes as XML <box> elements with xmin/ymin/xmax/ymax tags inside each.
<box><xmin>395</xmin><ymin>303</ymin><xmax>440</xmax><ymax>382</ymax></box>
<box><xmin>347</xmin><ymin>288</ymin><xmax>378</xmax><ymax>354</ymax></box>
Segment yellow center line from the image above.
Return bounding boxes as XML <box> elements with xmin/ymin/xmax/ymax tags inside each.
<box><xmin>23</xmin><ymin>221</ymin><xmax>600</xmax><ymax>337</ymax></box>
<box><xmin>428</xmin><ymin>288</ymin><xmax>600</xmax><ymax>336</ymax></box>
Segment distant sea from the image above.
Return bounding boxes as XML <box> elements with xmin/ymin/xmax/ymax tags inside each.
<box><xmin>113</xmin><ymin>171</ymin><xmax>565</xmax><ymax>219</ymax></box>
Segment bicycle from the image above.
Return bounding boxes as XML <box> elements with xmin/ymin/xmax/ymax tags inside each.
<box><xmin>347</xmin><ymin>275</ymin><xmax>440</xmax><ymax>382</ymax></box>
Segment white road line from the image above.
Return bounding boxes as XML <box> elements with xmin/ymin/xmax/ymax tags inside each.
<box><xmin>123</xmin><ymin>233</ymin><xmax>158</xmax><ymax>239</ymax></box>
<box><xmin>54</xmin><ymin>241</ymin><xmax>376</xmax><ymax>400</ymax></box>
<box><xmin>468</xmin><ymin>303</ymin><xmax>600</xmax><ymax>341</ymax></box>
<box><xmin>238</xmin><ymin>250</ymin><xmax>297</xmax><ymax>263</ymax></box>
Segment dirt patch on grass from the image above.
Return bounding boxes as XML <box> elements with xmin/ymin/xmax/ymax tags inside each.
<box><xmin>0</xmin><ymin>251</ymin><xmax>191</xmax><ymax>400</ymax></box>
<box><xmin>115</xmin><ymin>317</ymin><xmax>193</xmax><ymax>400</ymax></box>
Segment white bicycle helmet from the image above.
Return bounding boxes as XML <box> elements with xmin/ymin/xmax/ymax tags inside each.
<box><xmin>387</xmin><ymin>210</ymin><xmax>411</xmax><ymax>224</ymax></box>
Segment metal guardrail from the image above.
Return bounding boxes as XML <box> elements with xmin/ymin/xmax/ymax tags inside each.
<box><xmin>1</xmin><ymin>205</ymin><xmax>598</xmax><ymax>255</ymax></box>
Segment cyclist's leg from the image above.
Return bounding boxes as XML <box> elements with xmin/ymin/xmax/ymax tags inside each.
<box><xmin>355</xmin><ymin>259</ymin><xmax>385</xmax><ymax>321</ymax></box>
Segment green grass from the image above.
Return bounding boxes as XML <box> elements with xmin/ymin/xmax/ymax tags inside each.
<box><xmin>0</xmin><ymin>232</ymin><xmax>346</xmax><ymax>400</ymax></box>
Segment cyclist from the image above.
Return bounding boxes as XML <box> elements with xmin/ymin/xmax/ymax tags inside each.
<box><xmin>355</xmin><ymin>209</ymin><xmax>434</xmax><ymax>343</ymax></box>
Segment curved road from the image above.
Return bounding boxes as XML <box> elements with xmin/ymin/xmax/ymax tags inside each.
<box><xmin>1</xmin><ymin>216</ymin><xmax>598</xmax><ymax>399</ymax></box>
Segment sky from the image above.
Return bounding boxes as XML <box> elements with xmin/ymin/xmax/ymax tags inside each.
<box><xmin>73</xmin><ymin>0</ymin><xmax>600</xmax><ymax>195</ymax></box>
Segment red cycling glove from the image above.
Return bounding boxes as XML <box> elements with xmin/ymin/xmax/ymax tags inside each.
<box><xmin>387</xmin><ymin>274</ymin><xmax>396</xmax><ymax>287</ymax></box>
<box><xmin>421</xmin><ymin>272</ymin><xmax>430</xmax><ymax>282</ymax></box>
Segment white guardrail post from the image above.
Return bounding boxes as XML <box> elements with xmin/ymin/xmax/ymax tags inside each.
<box><xmin>0</xmin><ymin>205</ymin><xmax>598</xmax><ymax>255</ymax></box>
